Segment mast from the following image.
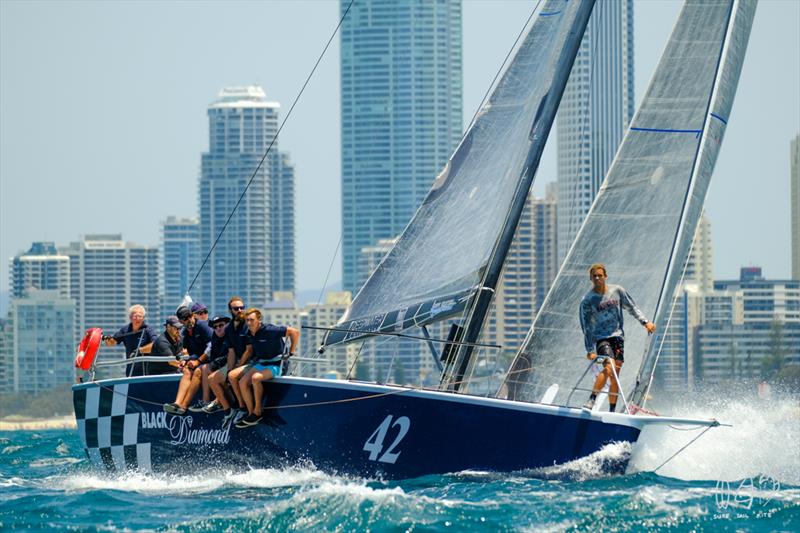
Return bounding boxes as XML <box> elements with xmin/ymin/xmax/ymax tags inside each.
<box><xmin>443</xmin><ymin>0</ymin><xmax>596</xmax><ymax>391</ymax></box>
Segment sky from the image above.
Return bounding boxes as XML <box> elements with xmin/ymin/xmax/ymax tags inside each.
<box><xmin>1</xmin><ymin>0</ymin><xmax>799</xmax><ymax>301</ymax></box>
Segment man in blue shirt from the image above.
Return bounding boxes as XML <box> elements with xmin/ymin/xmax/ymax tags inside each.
<box><xmin>164</xmin><ymin>305</ymin><xmax>213</xmax><ymax>415</ymax></box>
<box><xmin>580</xmin><ymin>263</ymin><xmax>655</xmax><ymax>412</ymax></box>
<box><xmin>230</xmin><ymin>307</ymin><xmax>299</xmax><ymax>428</ymax></box>
<box><xmin>222</xmin><ymin>296</ymin><xmax>249</xmax><ymax>411</ymax></box>
<box><xmin>104</xmin><ymin>304</ymin><xmax>157</xmax><ymax>377</ymax></box>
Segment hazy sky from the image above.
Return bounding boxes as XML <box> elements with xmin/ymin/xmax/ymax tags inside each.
<box><xmin>1</xmin><ymin>0</ymin><xmax>798</xmax><ymax>300</ymax></box>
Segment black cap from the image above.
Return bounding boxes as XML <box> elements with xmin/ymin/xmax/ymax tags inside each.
<box><xmin>176</xmin><ymin>306</ymin><xmax>192</xmax><ymax>321</ymax></box>
<box><xmin>209</xmin><ymin>315</ymin><xmax>231</xmax><ymax>327</ymax></box>
<box><xmin>164</xmin><ymin>316</ymin><xmax>182</xmax><ymax>328</ymax></box>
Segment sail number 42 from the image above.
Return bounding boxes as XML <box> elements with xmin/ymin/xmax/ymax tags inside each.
<box><xmin>363</xmin><ymin>415</ymin><xmax>411</xmax><ymax>464</ymax></box>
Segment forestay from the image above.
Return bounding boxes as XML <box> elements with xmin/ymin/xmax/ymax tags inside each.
<box><xmin>505</xmin><ymin>0</ymin><xmax>756</xmax><ymax>407</ymax></box>
<box><xmin>324</xmin><ymin>0</ymin><xmax>595</xmax><ymax>347</ymax></box>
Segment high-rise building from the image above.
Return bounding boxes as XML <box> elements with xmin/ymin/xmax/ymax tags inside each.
<box><xmin>10</xmin><ymin>289</ymin><xmax>75</xmax><ymax>394</ymax></box>
<box><xmin>59</xmin><ymin>234</ymin><xmax>160</xmax><ymax>346</ymax></box>
<box><xmin>161</xmin><ymin>216</ymin><xmax>200</xmax><ymax>311</ymax></box>
<box><xmin>556</xmin><ymin>0</ymin><xmax>634</xmax><ymax>261</ymax></box>
<box><xmin>340</xmin><ymin>0</ymin><xmax>463</xmax><ymax>294</ymax></box>
<box><xmin>198</xmin><ymin>86</ymin><xmax>295</xmax><ymax>312</ymax></box>
<box><xmin>791</xmin><ymin>134</ymin><xmax>799</xmax><ymax>280</ymax></box>
<box><xmin>10</xmin><ymin>242</ymin><xmax>70</xmax><ymax>299</ymax></box>
<box><xmin>684</xmin><ymin>214</ymin><xmax>714</xmax><ymax>291</ymax></box>
<box><xmin>0</xmin><ymin>317</ymin><xmax>13</xmax><ymax>394</ymax></box>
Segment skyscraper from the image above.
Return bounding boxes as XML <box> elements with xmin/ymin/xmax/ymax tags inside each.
<box><xmin>791</xmin><ymin>134</ymin><xmax>799</xmax><ymax>280</ymax></box>
<box><xmin>556</xmin><ymin>0</ymin><xmax>634</xmax><ymax>261</ymax></box>
<box><xmin>161</xmin><ymin>216</ymin><xmax>200</xmax><ymax>311</ymax></box>
<box><xmin>340</xmin><ymin>0</ymin><xmax>463</xmax><ymax>294</ymax></box>
<box><xmin>10</xmin><ymin>242</ymin><xmax>70</xmax><ymax>299</ymax></box>
<box><xmin>10</xmin><ymin>289</ymin><xmax>75</xmax><ymax>394</ymax></box>
<box><xmin>59</xmin><ymin>234</ymin><xmax>159</xmax><ymax>342</ymax></box>
<box><xmin>198</xmin><ymin>86</ymin><xmax>295</xmax><ymax>312</ymax></box>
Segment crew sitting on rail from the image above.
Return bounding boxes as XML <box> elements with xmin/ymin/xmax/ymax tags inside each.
<box><xmin>229</xmin><ymin>308</ymin><xmax>299</xmax><ymax>428</ymax></box>
<box><xmin>104</xmin><ymin>304</ymin><xmax>157</xmax><ymax>377</ymax></box>
<box><xmin>146</xmin><ymin>316</ymin><xmax>184</xmax><ymax>375</ymax></box>
<box><xmin>198</xmin><ymin>315</ymin><xmax>235</xmax><ymax>421</ymax></box>
<box><xmin>223</xmin><ymin>296</ymin><xmax>249</xmax><ymax>412</ymax></box>
<box><xmin>163</xmin><ymin>305</ymin><xmax>213</xmax><ymax>416</ymax></box>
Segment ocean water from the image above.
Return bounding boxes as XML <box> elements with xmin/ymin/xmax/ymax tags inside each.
<box><xmin>1</xmin><ymin>396</ymin><xmax>798</xmax><ymax>532</ymax></box>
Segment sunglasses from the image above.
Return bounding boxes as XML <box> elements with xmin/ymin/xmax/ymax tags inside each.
<box><xmin>231</xmin><ymin>306</ymin><xmax>245</xmax><ymax>311</ymax></box>
<box><xmin>213</xmin><ymin>324</ymin><xmax>227</xmax><ymax>329</ymax></box>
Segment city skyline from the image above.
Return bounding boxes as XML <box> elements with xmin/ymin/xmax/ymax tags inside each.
<box><xmin>1</xmin><ymin>0</ymin><xmax>798</xmax><ymax>302</ymax></box>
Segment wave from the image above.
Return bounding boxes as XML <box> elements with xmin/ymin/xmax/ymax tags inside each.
<box><xmin>628</xmin><ymin>392</ymin><xmax>800</xmax><ymax>485</ymax></box>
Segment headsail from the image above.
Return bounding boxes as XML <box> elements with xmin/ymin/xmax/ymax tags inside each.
<box><xmin>505</xmin><ymin>0</ymin><xmax>756</xmax><ymax>407</ymax></box>
<box><xmin>324</xmin><ymin>0</ymin><xmax>596</xmax><ymax>348</ymax></box>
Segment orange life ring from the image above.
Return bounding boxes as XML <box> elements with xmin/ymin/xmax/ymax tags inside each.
<box><xmin>75</xmin><ymin>328</ymin><xmax>103</xmax><ymax>370</ymax></box>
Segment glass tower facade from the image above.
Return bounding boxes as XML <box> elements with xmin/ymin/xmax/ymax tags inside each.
<box><xmin>340</xmin><ymin>0</ymin><xmax>463</xmax><ymax>294</ymax></box>
<box><xmin>161</xmin><ymin>216</ymin><xmax>200</xmax><ymax>311</ymax></box>
<box><xmin>556</xmin><ymin>0</ymin><xmax>634</xmax><ymax>261</ymax></box>
<box><xmin>198</xmin><ymin>86</ymin><xmax>295</xmax><ymax>312</ymax></box>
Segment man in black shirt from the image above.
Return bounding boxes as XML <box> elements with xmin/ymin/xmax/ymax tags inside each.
<box><xmin>147</xmin><ymin>316</ymin><xmax>183</xmax><ymax>375</ymax></box>
<box><xmin>223</xmin><ymin>296</ymin><xmax>248</xmax><ymax>410</ymax></box>
<box><xmin>164</xmin><ymin>305</ymin><xmax>213</xmax><ymax>415</ymax></box>
<box><xmin>233</xmin><ymin>308</ymin><xmax>299</xmax><ymax>428</ymax></box>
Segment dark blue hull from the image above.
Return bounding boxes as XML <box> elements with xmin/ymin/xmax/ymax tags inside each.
<box><xmin>72</xmin><ymin>375</ymin><xmax>641</xmax><ymax>479</ymax></box>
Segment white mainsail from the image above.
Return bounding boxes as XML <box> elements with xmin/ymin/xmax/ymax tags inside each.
<box><xmin>505</xmin><ymin>0</ymin><xmax>757</xmax><ymax>408</ymax></box>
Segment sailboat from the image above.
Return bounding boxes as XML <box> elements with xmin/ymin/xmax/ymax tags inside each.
<box><xmin>71</xmin><ymin>0</ymin><xmax>756</xmax><ymax>478</ymax></box>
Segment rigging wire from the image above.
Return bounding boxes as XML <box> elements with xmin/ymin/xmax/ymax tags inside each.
<box><xmin>184</xmin><ymin>0</ymin><xmax>356</xmax><ymax>296</ymax></box>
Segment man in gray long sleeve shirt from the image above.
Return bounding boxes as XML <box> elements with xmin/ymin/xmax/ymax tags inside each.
<box><xmin>580</xmin><ymin>263</ymin><xmax>655</xmax><ymax>412</ymax></box>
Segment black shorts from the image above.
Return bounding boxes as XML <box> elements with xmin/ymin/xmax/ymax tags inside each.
<box><xmin>596</xmin><ymin>337</ymin><xmax>624</xmax><ymax>363</ymax></box>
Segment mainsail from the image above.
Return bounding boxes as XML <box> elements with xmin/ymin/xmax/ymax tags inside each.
<box><xmin>505</xmin><ymin>0</ymin><xmax>756</xmax><ymax>407</ymax></box>
<box><xmin>324</xmin><ymin>0</ymin><xmax>596</xmax><ymax>348</ymax></box>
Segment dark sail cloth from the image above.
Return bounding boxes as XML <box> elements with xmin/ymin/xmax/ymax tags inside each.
<box><xmin>112</xmin><ymin>323</ymin><xmax>157</xmax><ymax>377</ymax></box>
<box><xmin>147</xmin><ymin>332</ymin><xmax>182</xmax><ymax>375</ymax></box>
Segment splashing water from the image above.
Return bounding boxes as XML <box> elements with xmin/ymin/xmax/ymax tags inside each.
<box><xmin>629</xmin><ymin>390</ymin><xmax>800</xmax><ymax>485</ymax></box>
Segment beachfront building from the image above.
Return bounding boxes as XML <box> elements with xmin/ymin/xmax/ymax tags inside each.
<box><xmin>9</xmin><ymin>289</ymin><xmax>75</xmax><ymax>394</ymax></box>
<box><xmin>59</xmin><ymin>234</ymin><xmax>160</xmax><ymax>353</ymax></box>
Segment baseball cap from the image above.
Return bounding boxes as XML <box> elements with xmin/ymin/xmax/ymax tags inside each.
<box><xmin>176</xmin><ymin>306</ymin><xmax>192</xmax><ymax>321</ymax></box>
<box><xmin>164</xmin><ymin>316</ymin><xmax>182</xmax><ymax>328</ymax></box>
<box><xmin>209</xmin><ymin>315</ymin><xmax>231</xmax><ymax>327</ymax></box>
<box><xmin>191</xmin><ymin>302</ymin><xmax>208</xmax><ymax>314</ymax></box>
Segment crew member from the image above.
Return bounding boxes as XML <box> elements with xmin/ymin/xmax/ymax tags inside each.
<box><xmin>163</xmin><ymin>305</ymin><xmax>213</xmax><ymax>415</ymax></box>
<box><xmin>580</xmin><ymin>263</ymin><xmax>655</xmax><ymax>412</ymax></box>
<box><xmin>105</xmin><ymin>304</ymin><xmax>157</xmax><ymax>377</ymax></box>
<box><xmin>202</xmin><ymin>315</ymin><xmax>236</xmax><ymax>422</ymax></box>
<box><xmin>147</xmin><ymin>316</ymin><xmax>183</xmax><ymax>375</ymax></box>
<box><xmin>232</xmin><ymin>308</ymin><xmax>299</xmax><ymax>428</ymax></box>
<box><xmin>223</xmin><ymin>296</ymin><xmax>249</xmax><ymax>415</ymax></box>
